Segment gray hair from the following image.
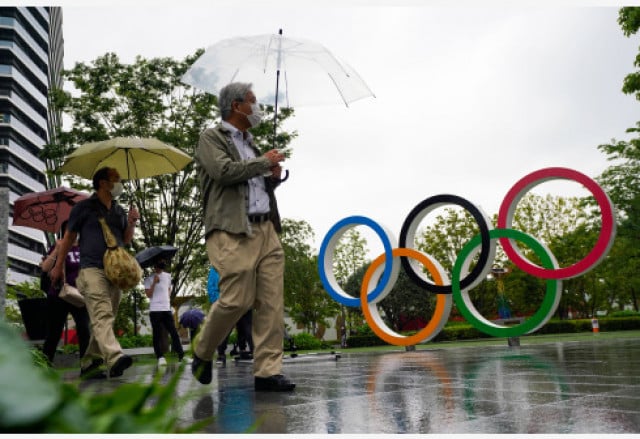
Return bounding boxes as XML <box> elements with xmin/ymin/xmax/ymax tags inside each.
<box><xmin>219</xmin><ymin>82</ymin><xmax>253</xmax><ymax>121</ymax></box>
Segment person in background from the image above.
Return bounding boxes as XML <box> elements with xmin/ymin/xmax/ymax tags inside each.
<box><xmin>49</xmin><ymin>167</ymin><xmax>137</xmax><ymax>379</ymax></box>
<box><xmin>207</xmin><ymin>266</ymin><xmax>253</xmax><ymax>366</ymax></box>
<box><xmin>192</xmin><ymin>82</ymin><xmax>294</xmax><ymax>391</ymax></box>
<box><xmin>40</xmin><ymin>221</ymin><xmax>91</xmax><ymax>368</ymax></box>
<box><xmin>144</xmin><ymin>259</ymin><xmax>185</xmax><ymax>366</ymax></box>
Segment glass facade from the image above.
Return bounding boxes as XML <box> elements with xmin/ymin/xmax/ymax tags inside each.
<box><xmin>0</xmin><ymin>7</ymin><xmax>63</xmax><ymax>298</ymax></box>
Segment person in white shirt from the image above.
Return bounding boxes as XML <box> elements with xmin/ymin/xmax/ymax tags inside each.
<box><xmin>144</xmin><ymin>259</ymin><xmax>184</xmax><ymax>366</ymax></box>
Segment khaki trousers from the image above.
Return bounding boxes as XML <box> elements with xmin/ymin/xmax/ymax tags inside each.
<box><xmin>195</xmin><ymin>221</ymin><xmax>285</xmax><ymax>378</ymax></box>
<box><xmin>76</xmin><ymin>267</ymin><xmax>124</xmax><ymax>368</ymax></box>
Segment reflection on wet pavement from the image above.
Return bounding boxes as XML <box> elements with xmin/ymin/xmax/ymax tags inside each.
<box><xmin>69</xmin><ymin>337</ymin><xmax>640</xmax><ymax>433</ymax></box>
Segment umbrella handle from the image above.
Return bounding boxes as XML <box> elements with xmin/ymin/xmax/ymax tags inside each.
<box><xmin>279</xmin><ymin>169</ymin><xmax>289</xmax><ymax>183</ymax></box>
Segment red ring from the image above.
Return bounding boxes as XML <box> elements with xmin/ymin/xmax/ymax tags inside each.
<box><xmin>497</xmin><ymin>167</ymin><xmax>615</xmax><ymax>279</ymax></box>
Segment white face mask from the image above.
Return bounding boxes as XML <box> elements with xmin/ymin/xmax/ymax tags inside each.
<box><xmin>239</xmin><ymin>102</ymin><xmax>263</xmax><ymax>128</ymax></box>
<box><xmin>110</xmin><ymin>181</ymin><xmax>124</xmax><ymax>198</ymax></box>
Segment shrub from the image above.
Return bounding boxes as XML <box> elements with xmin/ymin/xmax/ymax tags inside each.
<box><xmin>0</xmin><ymin>320</ymin><xmax>210</xmax><ymax>433</ymax></box>
<box><xmin>433</xmin><ymin>325</ymin><xmax>489</xmax><ymax>342</ymax></box>
<box><xmin>608</xmin><ymin>310</ymin><xmax>640</xmax><ymax>318</ymax></box>
<box><xmin>600</xmin><ymin>317</ymin><xmax>640</xmax><ymax>331</ymax></box>
<box><xmin>343</xmin><ymin>316</ymin><xmax>640</xmax><ymax>347</ymax></box>
<box><xmin>61</xmin><ymin>344</ymin><xmax>79</xmax><ymax>355</ymax></box>
<box><xmin>117</xmin><ymin>334</ymin><xmax>153</xmax><ymax>349</ymax></box>
<box><xmin>291</xmin><ymin>332</ymin><xmax>322</xmax><ymax>350</ymax></box>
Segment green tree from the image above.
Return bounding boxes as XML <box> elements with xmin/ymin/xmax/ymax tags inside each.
<box><xmin>590</xmin><ymin>7</ymin><xmax>640</xmax><ymax>313</ymax></box>
<box><xmin>618</xmin><ymin>7</ymin><xmax>640</xmax><ymax>100</ymax></box>
<box><xmin>415</xmin><ymin>195</ymin><xmax>595</xmax><ymax>320</ymax></box>
<box><xmin>280</xmin><ymin>219</ymin><xmax>339</xmax><ymax>335</ymax></box>
<box><xmin>43</xmin><ymin>52</ymin><xmax>296</xmax><ymax>334</ymax></box>
<box><xmin>344</xmin><ymin>264</ymin><xmax>437</xmax><ymax>333</ymax></box>
<box><xmin>331</xmin><ymin>229</ymin><xmax>369</xmax><ymax>333</ymax></box>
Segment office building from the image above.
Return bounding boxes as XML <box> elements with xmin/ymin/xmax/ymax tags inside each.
<box><xmin>0</xmin><ymin>7</ymin><xmax>63</xmax><ymax>309</ymax></box>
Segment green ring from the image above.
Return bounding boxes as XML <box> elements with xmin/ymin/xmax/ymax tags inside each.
<box><xmin>452</xmin><ymin>228</ymin><xmax>561</xmax><ymax>337</ymax></box>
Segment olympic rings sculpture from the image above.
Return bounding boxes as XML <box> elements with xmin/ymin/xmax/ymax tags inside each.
<box><xmin>318</xmin><ymin>167</ymin><xmax>617</xmax><ymax>346</ymax></box>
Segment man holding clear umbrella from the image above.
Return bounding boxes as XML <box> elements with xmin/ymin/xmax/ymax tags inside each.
<box><xmin>192</xmin><ymin>82</ymin><xmax>294</xmax><ymax>391</ymax></box>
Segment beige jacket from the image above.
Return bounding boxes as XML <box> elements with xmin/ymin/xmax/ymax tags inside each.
<box><xmin>195</xmin><ymin>123</ymin><xmax>283</xmax><ymax>237</ymax></box>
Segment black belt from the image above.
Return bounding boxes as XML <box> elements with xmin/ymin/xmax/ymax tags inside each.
<box><xmin>248</xmin><ymin>213</ymin><xmax>270</xmax><ymax>223</ymax></box>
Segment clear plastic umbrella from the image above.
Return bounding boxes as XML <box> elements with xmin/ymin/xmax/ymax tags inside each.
<box><xmin>181</xmin><ymin>30</ymin><xmax>375</xmax><ymax>109</ymax></box>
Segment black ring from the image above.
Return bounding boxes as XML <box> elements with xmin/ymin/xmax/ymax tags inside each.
<box><xmin>398</xmin><ymin>194</ymin><xmax>494</xmax><ymax>294</ymax></box>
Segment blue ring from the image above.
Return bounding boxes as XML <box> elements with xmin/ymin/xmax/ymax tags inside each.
<box><xmin>318</xmin><ymin>216</ymin><xmax>395</xmax><ymax>307</ymax></box>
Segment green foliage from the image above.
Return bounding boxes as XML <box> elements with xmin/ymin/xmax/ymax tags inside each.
<box><xmin>291</xmin><ymin>332</ymin><xmax>322</xmax><ymax>350</ymax></box>
<box><xmin>61</xmin><ymin>344</ymin><xmax>80</xmax><ymax>355</ymax></box>
<box><xmin>596</xmin><ymin>122</ymin><xmax>640</xmax><ymax>216</ymax></box>
<box><xmin>248</xmin><ymin>106</ymin><xmax>298</xmax><ymax>154</ymax></box>
<box><xmin>0</xmin><ymin>320</ymin><xmax>209</xmax><ymax>433</ymax></box>
<box><xmin>344</xmin><ymin>264</ymin><xmax>439</xmax><ymax>332</ymax></box>
<box><xmin>29</xmin><ymin>346</ymin><xmax>53</xmax><ymax>369</ymax></box>
<box><xmin>536</xmin><ymin>317</ymin><xmax>640</xmax><ymax>334</ymax></box>
<box><xmin>618</xmin><ymin>7</ymin><xmax>640</xmax><ymax>100</ymax></box>
<box><xmin>0</xmin><ymin>323</ymin><xmax>60</xmax><ymax>430</ymax></box>
<box><xmin>414</xmin><ymin>195</ymin><xmax>594</xmax><ymax>320</ymax></box>
<box><xmin>433</xmin><ymin>325</ymin><xmax>489</xmax><ymax>342</ymax></box>
<box><xmin>598</xmin><ymin>316</ymin><xmax>640</xmax><ymax>330</ymax></box>
<box><xmin>5</xmin><ymin>280</ymin><xmax>46</xmax><ymax>325</ymax></box>
<box><xmin>596</xmin><ymin>122</ymin><xmax>640</xmax><ymax>316</ymax></box>
<box><xmin>116</xmin><ymin>334</ymin><xmax>153</xmax><ymax>349</ymax></box>
<box><xmin>114</xmin><ymin>289</ymin><xmax>149</xmax><ymax>337</ymax></box>
<box><xmin>227</xmin><ymin>330</ymin><xmax>237</xmax><ymax>346</ymax></box>
<box><xmin>619</xmin><ymin>6</ymin><xmax>640</xmax><ymax>37</ymax></box>
<box><xmin>333</xmin><ymin>229</ymin><xmax>369</xmax><ymax>288</ymax></box>
<box><xmin>281</xmin><ymin>219</ymin><xmax>339</xmax><ymax>333</ymax></box>
<box><xmin>44</xmin><ymin>51</ymin><xmax>296</xmax><ymax>308</ymax></box>
<box><xmin>609</xmin><ymin>310</ymin><xmax>640</xmax><ymax>317</ymax></box>
<box><xmin>345</xmin><ymin>334</ymin><xmax>383</xmax><ymax>348</ymax></box>
<box><xmin>6</xmin><ymin>279</ymin><xmax>46</xmax><ymax>300</ymax></box>
<box><xmin>343</xmin><ymin>317</ymin><xmax>640</xmax><ymax>347</ymax></box>
<box><xmin>416</xmin><ymin>205</ymin><xmax>486</xmax><ymax>274</ymax></box>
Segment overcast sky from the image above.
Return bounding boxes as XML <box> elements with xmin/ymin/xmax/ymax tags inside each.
<box><xmin>56</xmin><ymin>1</ymin><xmax>639</xmax><ymax>256</ymax></box>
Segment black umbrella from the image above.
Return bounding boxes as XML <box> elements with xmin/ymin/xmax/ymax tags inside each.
<box><xmin>135</xmin><ymin>245</ymin><xmax>178</xmax><ymax>269</ymax></box>
<box><xmin>179</xmin><ymin>309</ymin><xmax>205</xmax><ymax>329</ymax></box>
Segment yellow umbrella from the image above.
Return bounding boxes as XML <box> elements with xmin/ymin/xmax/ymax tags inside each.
<box><xmin>58</xmin><ymin>137</ymin><xmax>192</xmax><ymax>180</ymax></box>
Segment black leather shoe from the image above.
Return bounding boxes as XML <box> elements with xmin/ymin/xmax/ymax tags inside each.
<box><xmin>255</xmin><ymin>374</ymin><xmax>296</xmax><ymax>392</ymax></box>
<box><xmin>216</xmin><ymin>354</ymin><xmax>227</xmax><ymax>367</ymax></box>
<box><xmin>109</xmin><ymin>355</ymin><xmax>133</xmax><ymax>377</ymax></box>
<box><xmin>239</xmin><ymin>351</ymin><xmax>253</xmax><ymax>360</ymax></box>
<box><xmin>80</xmin><ymin>359</ymin><xmax>106</xmax><ymax>380</ymax></box>
<box><xmin>192</xmin><ymin>353</ymin><xmax>213</xmax><ymax>384</ymax></box>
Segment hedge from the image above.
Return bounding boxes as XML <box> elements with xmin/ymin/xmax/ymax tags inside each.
<box><xmin>344</xmin><ymin>316</ymin><xmax>640</xmax><ymax>348</ymax></box>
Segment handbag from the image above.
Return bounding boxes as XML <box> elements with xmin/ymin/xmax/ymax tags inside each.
<box><xmin>58</xmin><ymin>262</ymin><xmax>85</xmax><ymax>307</ymax></box>
<box><xmin>59</xmin><ymin>283</ymin><xmax>85</xmax><ymax>308</ymax></box>
<box><xmin>98</xmin><ymin>217</ymin><xmax>143</xmax><ymax>290</ymax></box>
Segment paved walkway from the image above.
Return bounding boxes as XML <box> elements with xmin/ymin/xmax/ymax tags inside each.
<box><xmin>63</xmin><ymin>335</ymin><xmax>640</xmax><ymax>434</ymax></box>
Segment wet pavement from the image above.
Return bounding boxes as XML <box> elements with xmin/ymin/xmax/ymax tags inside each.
<box><xmin>63</xmin><ymin>335</ymin><xmax>640</xmax><ymax>434</ymax></box>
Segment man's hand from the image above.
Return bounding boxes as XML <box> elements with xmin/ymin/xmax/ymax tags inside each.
<box><xmin>128</xmin><ymin>205</ymin><xmax>140</xmax><ymax>226</ymax></box>
<box><xmin>270</xmin><ymin>164</ymin><xmax>283</xmax><ymax>179</ymax></box>
<box><xmin>263</xmin><ymin>149</ymin><xmax>285</xmax><ymax>166</ymax></box>
<box><xmin>49</xmin><ymin>263</ymin><xmax>63</xmax><ymax>287</ymax></box>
